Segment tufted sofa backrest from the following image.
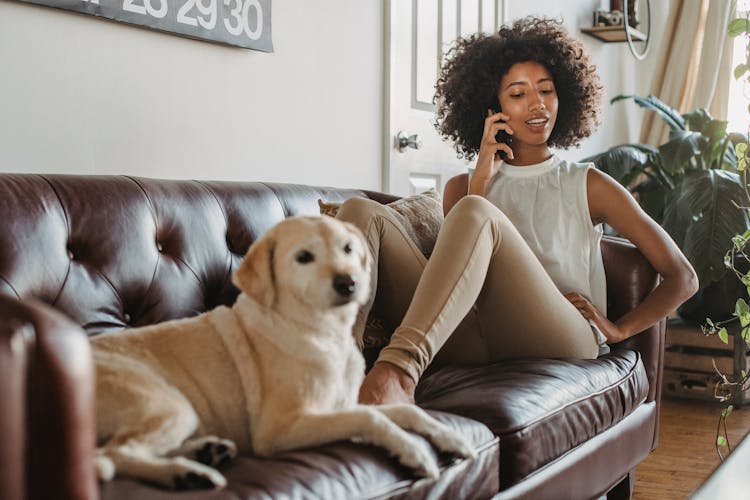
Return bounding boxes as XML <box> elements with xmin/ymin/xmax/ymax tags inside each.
<box><xmin>0</xmin><ymin>174</ymin><xmax>390</xmax><ymax>336</ymax></box>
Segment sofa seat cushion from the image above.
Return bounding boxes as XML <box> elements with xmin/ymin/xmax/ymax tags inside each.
<box><xmin>415</xmin><ymin>348</ymin><xmax>648</xmax><ymax>489</ymax></box>
<box><xmin>100</xmin><ymin>411</ymin><xmax>499</xmax><ymax>500</ymax></box>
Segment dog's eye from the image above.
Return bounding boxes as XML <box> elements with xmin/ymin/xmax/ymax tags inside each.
<box><xmin>296</xmin><ymin>250</ymin><xmax>315</xmax><ymax>264</ymax></box>
<box><xmin>343</xmin><ymin>243</ymin><xmax>352</xmax><ymax>254</ymax></box>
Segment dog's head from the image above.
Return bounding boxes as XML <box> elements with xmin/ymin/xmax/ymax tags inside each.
<box><xmin>233</xmin><ymin>216</ymin><xmax>371</xmax><ymax>315</ymax></box>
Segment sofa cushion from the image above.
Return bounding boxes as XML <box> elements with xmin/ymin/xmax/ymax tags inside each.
<box><xmin>415</xmin><ymin>348</ymin><xmax>648</xmax><ymax>489</ymax></box>
<box><xmin>99</xmin><ymin>411</ymin><xmax>499</xmax><ymax>500</ymax></box>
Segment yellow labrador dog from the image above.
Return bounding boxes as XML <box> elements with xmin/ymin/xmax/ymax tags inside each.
<box><xmin>93</xmin><ymin>215</ymin><xmax>473</xmax><ymax>489</ymax></box>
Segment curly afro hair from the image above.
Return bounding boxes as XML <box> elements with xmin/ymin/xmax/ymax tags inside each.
<box><xmin>434</xmin><ymin>17</ymin><xmax>602</xmax><ymax>160</ymax></box>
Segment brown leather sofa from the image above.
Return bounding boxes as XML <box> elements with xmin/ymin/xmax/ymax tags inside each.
<box><xmin>0</xmin><ymin>174</ymin><xmax>664</xmax><ymax>500</ymax></box>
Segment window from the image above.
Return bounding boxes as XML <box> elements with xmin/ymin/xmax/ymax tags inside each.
<box><xmin>728</xmin><ymin>7</ymin><xmax>749</xmax><ymax>136</ymax></box>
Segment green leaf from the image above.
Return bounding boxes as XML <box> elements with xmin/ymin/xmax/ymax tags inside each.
<box><xmin>719</xmin><ymin>327</ymin><xmax>729</xmax><ymax>344</ymax></box>
<box><xmin>722</xmin><ymin>405</ymin><xmax>734</xmax><ymax>418</ymax></box>
<box><xmin>612</xmin><ymin>95</ymin><xmax>686</xmax><ymax>132</ymax></box>
<box><xmin>738</xmin><ymin>143</ymin><xmax>749</xmax><ymax>156</ymax></box>
<box><xmin>583</xmin><ymin>145</ymin><xmax>653</xmax><ymax>186</ymax></box>
<box><xmin>736</xmin><ymin>298</ymin><xmax>750</xmax><ymax>316</ymax></box>
<box><xmin>704</xmin><ymin>120</ymin><xmax>728</xmax><ymax>143</ymax></box>
<box><xmin>737</xmin><ymin>63</ymin><xmax>750</xmax><ymax>80</ymax></box>
<box><xmin>662</xmin><ymin>170</ymin><xmax>750</xmax><ymax>288</ymax></box>
<box><xmin>632</xmin><ymin>179</ymin><xmax>670</xmax><ymax>223</ymax></box>
<box><xmin>736</xmin><ymin>298</ymin><xmax>750</xmax><ymax>327</ymax></box>
<box><xmin>718</xmin><ymin>435</ymin><xmax>728</xmax><ymax>447</ymax></box>
<box><xmin>733</xmin><ymin>229</ymin><xmax>750</xmax><ymax>251</ymax></box>
<box><xmin>683</xmin><ymin>109</ymin><xmax>713</xmax><ymax>133</ymax></box>
<box><xmin>729</xmin><ymin>18</ymin><xmax>750</xmax><ymax>37</ymax></box>
<box><xmin>659</xmin><ymin>131</ymin><xmax>707</xmax><ymax>174</ymax></box>
<box><xmin>714</xmin><ymin>134</ymin><xmax>737</xmax><ymax>171</ymax></box>
<box><xmin>743</xmin><ymin>326</ymin><xmax>750</xmax><ymax>343</ymax></box>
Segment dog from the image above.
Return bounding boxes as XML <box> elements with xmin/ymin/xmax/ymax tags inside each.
<box><xmin>92</xmin><ymin>215</ymin><xmax>474</xmax><ymax>489</ymax></box>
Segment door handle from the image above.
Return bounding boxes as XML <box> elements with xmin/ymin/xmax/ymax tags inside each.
<box><xmin>396</xmin><ymin>131</ymin><xmax>422</xmax><ymax>152</ymax></box>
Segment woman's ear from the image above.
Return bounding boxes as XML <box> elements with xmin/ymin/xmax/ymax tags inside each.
<box><xmin>233</xmin><ymin>230</ymin><xmax>277</xmax><ymax>308</ymax></box>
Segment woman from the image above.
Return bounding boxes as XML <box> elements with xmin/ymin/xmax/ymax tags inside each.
<box><xmin>337</xmin><ymin>17</ymin><xmax>698</xmax><ymax>405</ymax></box>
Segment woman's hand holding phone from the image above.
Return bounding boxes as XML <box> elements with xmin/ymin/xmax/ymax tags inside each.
<box><xmin>469</xmin><ymin>110</ymin><xmax>514</xmax><ymax>196</ymax></box>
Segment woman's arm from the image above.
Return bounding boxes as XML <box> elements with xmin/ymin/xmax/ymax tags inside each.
<box><xmin>444</xmin><ymin>110</ymin><xmax>514</xmax><ymax>215</ymax></box>
<box><xmin>467</xmin><ymin>110</ymin><xmax>514</xmax><ymax>198</ymax></box>
<box><xmin>443</xmin><ymin>174</ymin><xmax>469</xmax><ymax>216</ymax></box>
<box><xmin>584</xmin><ymin>168</ymin><xmax>699</xmax><ymax>342</ymax></box>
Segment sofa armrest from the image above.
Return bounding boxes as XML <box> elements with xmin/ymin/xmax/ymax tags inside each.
<box><xmin>601</xmin><ymin>236</ymin><xmax>665</xmax><ymax>406</ymax></box>
<box><xmin>0</xmin><ymin>294</ymin><xmax>98</xmax><ymax>500</ymax></box>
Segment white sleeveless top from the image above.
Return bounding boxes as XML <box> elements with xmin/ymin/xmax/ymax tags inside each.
<box><xmin>473</xmin><ymin>155</ymin><xmax>609</xmax><ymax>353</ymax></box>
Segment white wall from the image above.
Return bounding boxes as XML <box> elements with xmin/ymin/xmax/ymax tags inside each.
<box><xmin>0</xmin><ymin>0</ymin><xmax>383</xmax><ymax>189</ymax></box>
<box><xmin>0</xmin><ymin>0</ymin><xmax>672</xmax><ymax>190</ymax></box>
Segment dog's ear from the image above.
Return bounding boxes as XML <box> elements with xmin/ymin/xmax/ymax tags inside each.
<box><xmin>342</xmin><ymin>221</ymin><xmax>371</xmax><ymax>272</ymax></box>
<box><xmin>233</xmin><ymin>230</ymin><xmax>276</xmax><ymax>308</ymax></box>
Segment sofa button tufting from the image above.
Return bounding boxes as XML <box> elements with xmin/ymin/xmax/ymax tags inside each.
<box><xmin>123</xmin><ymin>313</ymin><xmax>131</xmax><ymax>323</ymax></box>
<box><xmin>156</xmin><ymin>242</ymin><xmax>164</xmax><ymax>252</ymax></box>
<box><xmin>67</xmin><ymin>249</ymin><xmax>75</xmax><ymax>260</ymax></box>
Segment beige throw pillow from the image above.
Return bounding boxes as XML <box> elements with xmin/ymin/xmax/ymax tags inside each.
<box><xmin>318</xmin><ymin>189</ymin><xmax>444</xmax><ymax>257</ymax></box>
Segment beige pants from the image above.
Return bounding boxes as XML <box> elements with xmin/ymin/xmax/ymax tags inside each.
<box><xmin>336</xmin><ymin>195</ymin><xmax>600</xmax><ymax>384</ymax></box>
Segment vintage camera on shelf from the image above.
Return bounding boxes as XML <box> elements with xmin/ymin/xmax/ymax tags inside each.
<box><xmin>593</xmin><ymin>10</ymin><xmax>624</xmax><ymax>27</ymax></box>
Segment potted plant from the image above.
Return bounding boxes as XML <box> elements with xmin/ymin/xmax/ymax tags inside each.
<box><xmin>584</xmin><ymin>95</ymin><xmax>749</xmax><ymax>323</ymax></box>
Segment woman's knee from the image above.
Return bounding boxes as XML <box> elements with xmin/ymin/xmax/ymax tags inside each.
<box><xmin>447</xmin><ymin>195</ymin><xmax>511</xmax><ymax>228</ymax></box>
<box><xmin>336</xmin><ymin>197</ymin><xmax>389</xmax><ymax>228</ymax></box>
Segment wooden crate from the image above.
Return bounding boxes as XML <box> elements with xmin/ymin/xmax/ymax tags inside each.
<box><xmin>663</xmin><ymin>319</ymin><xmax>750</xmax><ymax>405</ymax></box>
<box><xmin>663</xmin><ymin>369</ymin><xmax>721</xmax><ymax>401</ymax></box>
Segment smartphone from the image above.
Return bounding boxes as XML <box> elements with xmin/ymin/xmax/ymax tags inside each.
<box><xmin>491</xmin><ymin>108</ymin><xmax>509</xmax><ymax>160</ymax></box>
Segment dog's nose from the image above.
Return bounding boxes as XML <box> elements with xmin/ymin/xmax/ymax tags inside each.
<box><xmin>333</xmin><ymin>274</ymin><xmax>356</xmax><ymax>297</ymax></box>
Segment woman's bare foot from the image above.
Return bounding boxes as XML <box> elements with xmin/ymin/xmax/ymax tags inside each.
<box><xmin>358</xmin><ymin>361</ymin><xmax>416</xmax><ymax>405</ymax></box>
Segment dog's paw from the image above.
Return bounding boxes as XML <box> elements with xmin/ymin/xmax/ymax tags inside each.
<box><xmin>94</xmin><ymin>454</ymin><xmax>115</xmax><ymax>482</ymax></box>
<box><xmin>394</xmin><ymin>438</ymin><xmax>440</xmax><ymax>479</ymax></box>
<box><xmin>170</xmin><ymin>459</ymin><xmax>227</xmax><ymax>490</ymax></box>
<box><xmin>430</xmin><ymin>428</ymin><xmax>476</xmax><ymax>459</ymax></box>
<box><xmin>193</xmin><ymin>437</ymin><xmax>238</xmax><ymax>467</ymax></box>
<box><xmin>175</xmin><ymin>436</ymin><xmax>237</xmax><ymax>467</ymax></box>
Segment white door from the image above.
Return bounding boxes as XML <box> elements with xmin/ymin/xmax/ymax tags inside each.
<box><xmin>385</xmin><ymin>0</ymin><xmax>507</xmax><ymax>196</ymax></box>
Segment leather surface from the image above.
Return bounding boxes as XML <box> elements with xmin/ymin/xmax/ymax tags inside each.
<box><xmin>100</xmin><ymin>411</ymin><xmax>499</xmax><ymax>500</ymax></box>
<box><xmin>416</xmin><ymin>349</ymin><xmax>648</xmax><ymax>489</ymax></box>
<box><xmin>601</xmin><ymin>235</ymin><xmax>664</xmax><ymax>451</ymax></box>
<box><xmin>0</xmin><ymin>294</ymin><xmax>97</xmax><ymax>500</ymax></box>
<box><xmin>0</xmin><ymin>298</ymin><xmax>29</xmax><ymax>500</ymax></box>
<box><xmin>602</xmin><ymin>236</ymin><xmax>662</xmax><ymax>403</ymax></box>
<box><xmin>493</xmin><ymin>402</ymin><xmax>657</xmax><ymax>500</ymax></box>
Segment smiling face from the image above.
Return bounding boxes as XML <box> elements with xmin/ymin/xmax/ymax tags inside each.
<box><xmin>497</xmin><ymin>61</ymin><xmax>559</xmax><ymax>153</ymax></box>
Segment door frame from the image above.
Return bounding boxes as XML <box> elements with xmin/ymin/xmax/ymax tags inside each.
<box><xmin>381</xmin><ymin>0</ymin><xmax>508</xmax><ymax>194</ymax></box>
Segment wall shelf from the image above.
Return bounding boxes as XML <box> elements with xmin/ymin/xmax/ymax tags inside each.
<box><xmin>581</xmin><ymin>25</ymin><xmax>646</xmax><ymax>43</ymax></box>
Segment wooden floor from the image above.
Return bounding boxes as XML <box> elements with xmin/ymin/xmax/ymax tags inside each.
<box><xmin>633</xmin><ymin>397</ymin><xmax>750</xmax><ymax>499</ymax></box>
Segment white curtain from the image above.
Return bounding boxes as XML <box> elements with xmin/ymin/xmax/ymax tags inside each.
<box><xmin>640</xmin><ymin>0</ymin><xmax>736</xmax><ymax>146</ymax></box>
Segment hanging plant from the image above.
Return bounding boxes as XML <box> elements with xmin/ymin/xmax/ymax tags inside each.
<box><xmin>701</xmin><ymin>9</ymin><xmax>750</xmax><ymax>461</ymax></box>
